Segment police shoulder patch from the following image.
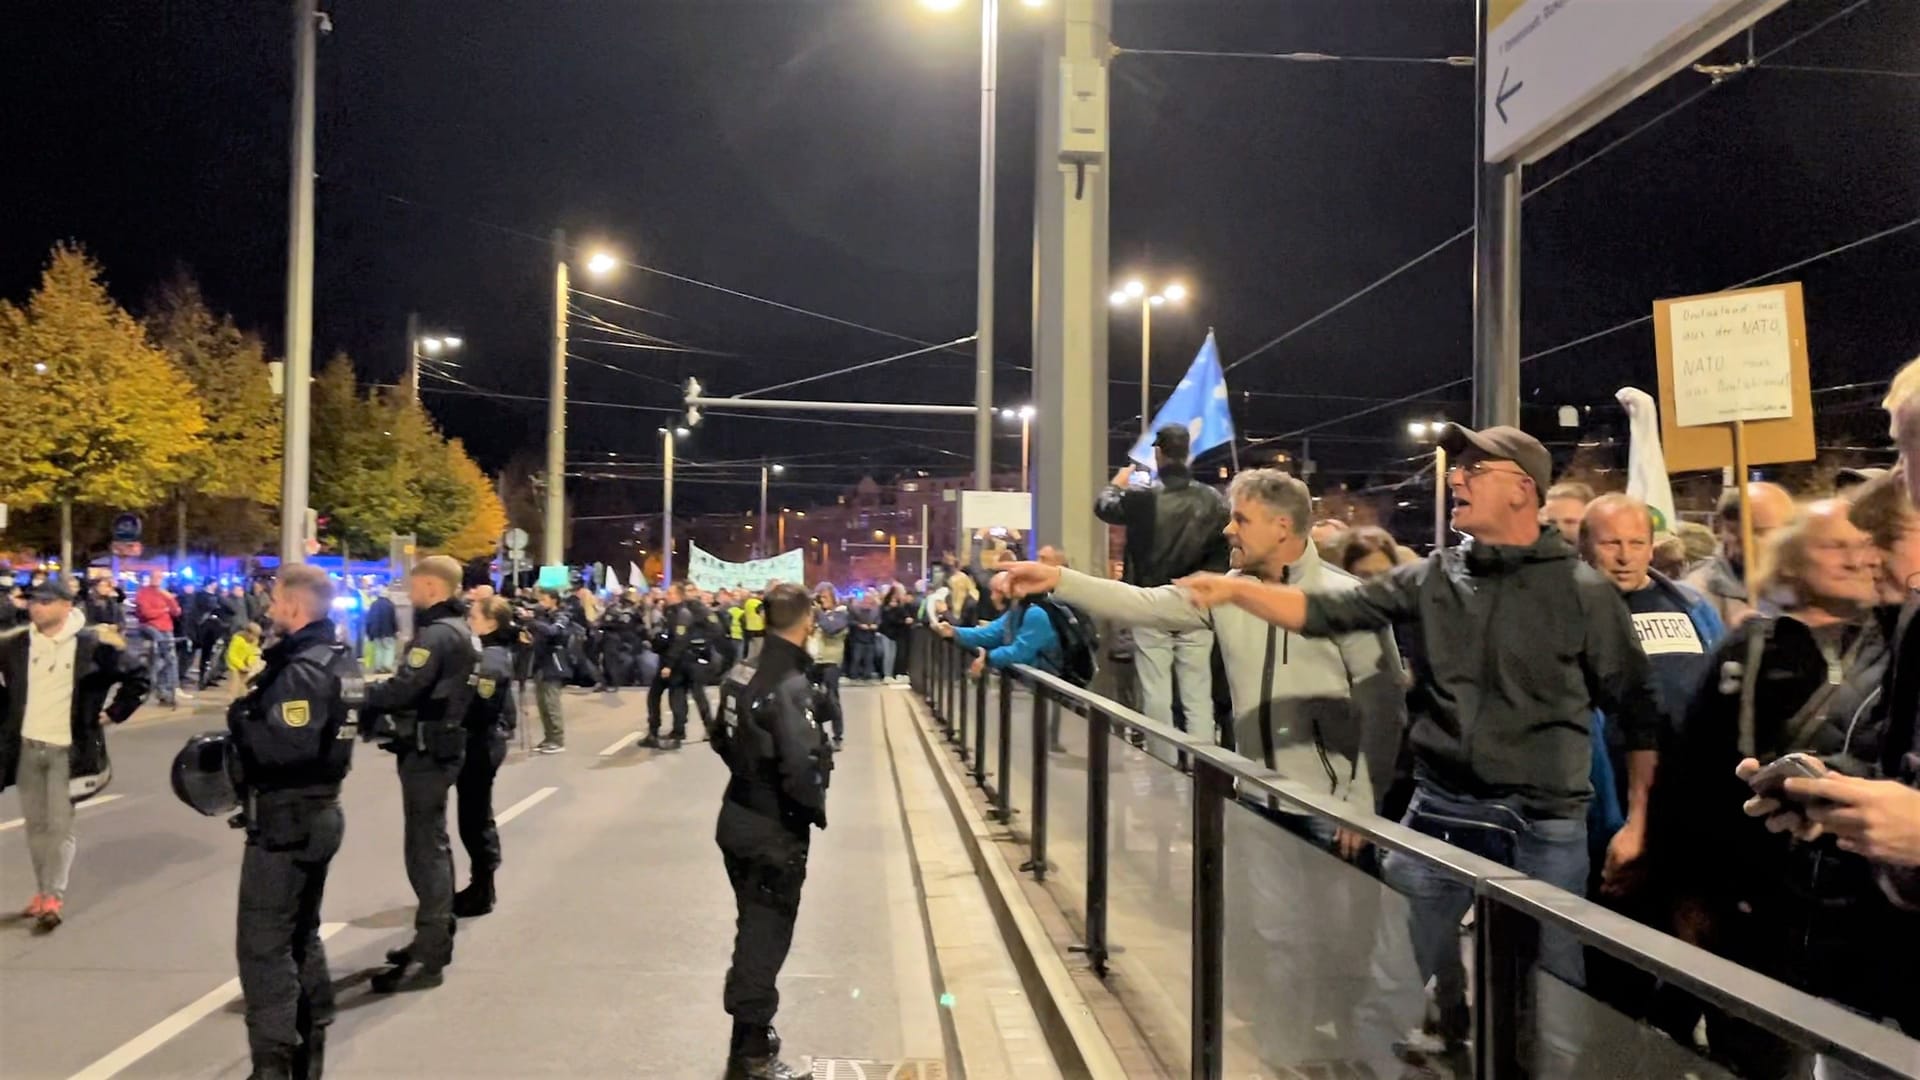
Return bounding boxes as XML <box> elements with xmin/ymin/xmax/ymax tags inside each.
<box><xmin>281</xmin><ymin>700</ymin><xmax>311</xmax><ymax>728</ymax></box>
<box><xmin>674</xmin><ymin>625</ymin><xmax>686</xmax><ymax>636</ymax></box>
<box><xmin>476</xmin><ymin>677</ymin><xmax>497</xmax><ymax>700</ymax></box>
<box><xmin>408</xmin><ymin>646</ymin><xmax>431</xmax><ymax>669</ymax></box>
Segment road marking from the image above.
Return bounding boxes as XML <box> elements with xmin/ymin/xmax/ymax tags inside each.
<box><xmin>0</xmin><ymin>794</ymin><xmax>123</xmax><ymax>833</ymax></box>
<box><xmin>597</xmin><ymin>731</ymin><xmax>641</xmax><ymax>757</ymax></box>
<box><xmin>496</xmin><ymin>786</ymin><xmax>557</xmax><ymax>826</ymax></box>
<box><xmin>65</xmin><ymin>922</ymin><xmax>347</xmax><ymax>1080</ymax></box>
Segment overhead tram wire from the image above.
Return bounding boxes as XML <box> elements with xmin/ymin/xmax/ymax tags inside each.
<box><xmin>731</xmin><ymin>335</ymin><xmax>979</xmax><ymax>399</ymax></box>
<box><xmin>1238</xmin><ymin>211</ymin><xmax>1920</xmax><ymax>453</ymax></box>
<box><xmin>1220</xmin><ymin>0</ymin><xmax>1882</xmax><ymax>378</ymax></box>
<box><xmin>1114</xmin><ymin>46</ymin><xmax>1474</xmax><ymax>67</ymax></box>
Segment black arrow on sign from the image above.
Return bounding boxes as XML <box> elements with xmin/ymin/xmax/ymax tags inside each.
<box><xmin>1495</xmin><ymin>66</ymin><xmax>1523</xmax><ymax>123</ymax></box>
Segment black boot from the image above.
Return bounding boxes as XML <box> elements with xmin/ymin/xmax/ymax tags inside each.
<box><xmin>453</xmin><ymin>872</ymin><xmax>496</xmax><ymax>918</ymax></box>
<box><xmin>247</xmin><ymin>1048</ymin><xmax>295</xmax><ymax>1080</ymax></box>
<box><xmin>370</xmin><ymin>958</ymin><xmax>445</xmax><ymax>993</ymax></box>
<box><xmin>637</xmin><ymin>731</ymin><xmax>662</xmax><ymax>749</ymax></box>
<box><xmin>727</xmin><ymin>1025</ymin><xmax>802</xmax><ymax>1080</ymax></box>
<box><xmin>293</xmin><ymin>1027</ymin><xmax>327</xmax><ymax>1080</ymax></box>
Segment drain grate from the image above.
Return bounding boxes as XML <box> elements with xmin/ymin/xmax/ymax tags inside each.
<box><xmin>810</xmin><ymin>1059</ymin><xmax>947</xmax><ymax>1080</ymax></box>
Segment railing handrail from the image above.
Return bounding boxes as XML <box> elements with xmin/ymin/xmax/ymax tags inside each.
<box><xmin>914</xmin><ymin>629</ymin><xmax>1920</xmax><ymax>1079</ymax></box>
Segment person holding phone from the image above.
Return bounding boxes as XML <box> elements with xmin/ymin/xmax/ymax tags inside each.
<box><xmin>1649</xmin><ymin>500</ymin><xmax>1901</xmax><ymax>1071</ymax></box>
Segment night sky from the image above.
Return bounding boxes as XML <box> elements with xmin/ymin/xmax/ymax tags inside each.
<box><xmin>7</xmin><ymin>0</ymin><xmax>1916</xmax><ymax>524</ymax></box>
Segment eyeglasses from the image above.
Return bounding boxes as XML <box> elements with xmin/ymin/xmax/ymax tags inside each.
<box><xmin>1448</xmin><ymin>460</ymin><xmax>1529</xmax><ymax>483</ymax></box>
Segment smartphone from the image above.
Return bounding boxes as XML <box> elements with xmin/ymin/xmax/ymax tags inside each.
<box><xmin>1746</xmin><ymin>752</ymin><xmax>1829</xmax><ymax>798</ymax></box>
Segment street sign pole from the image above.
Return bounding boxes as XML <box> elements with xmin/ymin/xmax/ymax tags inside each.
<box><xmin>1472</xmin><ymin>0</ymin><xmax>1522</xmax><ymax>430</ymax></box>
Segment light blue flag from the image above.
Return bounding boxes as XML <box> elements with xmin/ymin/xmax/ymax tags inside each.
<box><xmin>1128</xmin><ymin>330</ymin><xmax>1235</xmax><ymax>468</ymax></box>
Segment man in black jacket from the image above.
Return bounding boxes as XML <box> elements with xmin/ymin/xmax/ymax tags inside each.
<box><xmin>361</xmin><ymin>556</ymin><xmax>476</xmax><ymax>992</ymax></box>
<box><xmin>644</xmin><ymin>584</ymin><xmax>722</xmax><ymax>749</ymax></box>
<box><xmin>1179</xmin><ymin>424</ymin><xmax>1662</xmax><ymax>1064</ymax></box>
<box><xmin>1093</xmin><ymin>424</ymin><xmax>1230</xmax><ymax>742</ymax></box>
<box><xmin>229</xmin><ymin>564</ymin><xmax>355</xmax><ymax>1079</ymax></box>
<box><xmin>710</xmin><ymin>583</ymin><xmax>830</xmax><ymax>1080</ymax></box>
<box><xmin>0</xmin><ymin>579</ymin><xmax>148</xmax><ymax>932</ymax></box>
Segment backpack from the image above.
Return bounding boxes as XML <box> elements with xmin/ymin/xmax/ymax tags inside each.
<box><xmin>1030</xmin><ymin>596</ymin><xmax>1098</xmax><ymax>688</ymax></box>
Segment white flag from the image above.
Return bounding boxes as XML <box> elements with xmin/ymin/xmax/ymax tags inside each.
<box><xmin>1616</xmin><ymin>387</ymin><xmax>1678</xmax><ymax>538</ymax></box>
<box><xmin>629</xmin><ymin>562</ymin><xmax>647</xmax><ymax>591</ymax></box>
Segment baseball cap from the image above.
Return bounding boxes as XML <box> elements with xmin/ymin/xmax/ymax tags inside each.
<box><xmin>1152</xmin><ymin>423</ymin><xmax>1191</xmax><ymax>458</ymax></box>
<box><xmin>1438</xmin><ymin>423</ymin><xmax>1552</xmax><ymax>502</ymax></box>
<box><xmin>28</xmin><ymin>578</ymin><xmax>75</xmax><ymax>603</ymax></box>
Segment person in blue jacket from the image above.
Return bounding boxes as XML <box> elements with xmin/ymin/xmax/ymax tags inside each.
<box><xmin>932</xmin><ymin>572</ymin><xmax>1062</xmax><ymax>678</ymax></box>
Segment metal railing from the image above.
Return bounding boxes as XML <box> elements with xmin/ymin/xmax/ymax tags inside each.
<box><xmin>908</xmin><ymin>627</ymin><xmax>1920</xmax><ymax>1080</ymax></box>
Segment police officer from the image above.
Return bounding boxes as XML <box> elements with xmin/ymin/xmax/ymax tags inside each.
<box><xmin>361</xmin><ymin>556</ymin><xmax>476</xmax><ymax>992</ymax></box>
<box><xmin>230</xmin><ymin>564</ymin><xmax>356</xmax><ymax>1079</ymax></box>
<box><xmin>643</xmin><ymin>584</ymin><xmax>723</xmax><ymax>749</ymax></box>
<box><xmin>709</xmin><ymin>582</ymin><xmax>831</xmax><ymax>1080</ymax></box>
<box><xmin>453</xmin><ymin>594</ymin><xmax>517</xmax><ymax>917</ymax></box>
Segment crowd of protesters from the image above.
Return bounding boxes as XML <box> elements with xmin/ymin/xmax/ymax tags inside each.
<box><xmin>959</xmin><ymin>358</ymin><xmax>1920</xmax><ymax>1077</ymax></box>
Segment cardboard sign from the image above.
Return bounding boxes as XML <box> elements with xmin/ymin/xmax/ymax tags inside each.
<box><xmin>1652</xmin><ymin>282</ymin><xmax>1814</xmax><ymax>473</ymax></box>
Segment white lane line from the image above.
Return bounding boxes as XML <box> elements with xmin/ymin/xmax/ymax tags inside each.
<box><xmin>597</xmin><ymin>730</ymin><xmax>642</xmax><ymax>757</ymax></box>
<box><xmin>495</xmin><ymin>786</ymin><xmax>558</xmax><ymax>826</ymax></box>
<box><xmin>0</xmin><ymin>794</ymin><xmax>124</xmax><ymax>832</ymax></box>
<box><xmin>62</xmin><ymin>785</ymin><xmax>558</xmax><ymax>1078</ymax></box>
<box><xmin>65</xmin><ymin>922</ymin><xmax>347</xmax><ymax>1080</ymax></box>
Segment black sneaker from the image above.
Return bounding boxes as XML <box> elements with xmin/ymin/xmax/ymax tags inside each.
<box><xmin>637</xmin><ymin>733</ymin><xmax>662</xmax><ymax>749</ymax></box>
<box><xmin>727</xmin><ymin>1055</ymin><xmax>803</xmax><ymax>1080</ymax></box>
<box><xmin>452</xmin><ymin>879</ymin><xmax>495</xmax><ymax>918</ymax></box>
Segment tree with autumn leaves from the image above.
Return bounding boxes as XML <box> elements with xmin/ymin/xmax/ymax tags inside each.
<box><xmin>0</xmin><ymin>244</ymin><xmax>505</xmax><ymax>567</ymax></box>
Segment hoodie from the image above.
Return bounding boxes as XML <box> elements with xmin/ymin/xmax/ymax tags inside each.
<box><xmin>1301</xmin><ymin>530</ymin><xmax>1661</xmax><ymax>819</ymax></box>
<box><xmin>1052</xmin><ymin>541</ymin><xmax>1407</xmax><ymax>812</ymax></box>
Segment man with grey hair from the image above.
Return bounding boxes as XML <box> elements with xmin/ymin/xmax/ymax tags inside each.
<box><xmin>1012</xmin><ymin>468</ymin><xmax>1406</xmax><ymax>808</ymax></box>
<box><xmin>1093</xmin><ymin>424</ymin><xmax>1231</xmax><ymax>741</ymax></box>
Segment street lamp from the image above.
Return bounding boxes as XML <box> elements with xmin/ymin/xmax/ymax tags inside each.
<box><xmin>1405</xmin><ymin>419</ymin><xmax>1450</xmax><ymax>550</ymax></box>
<box><xmin>404</xmin><ymin>318</ymin><xmax>463</xmax><ymax>402</ymax></box>
<box><xmin>921</xmin><ymin>0</ymin><xmax>1046</xmax><ymax>492</ymax></box>
<box><xmin>1001</xmin><ymin>405</ymin><xmax>1036</xmax><ymax>490</ymax></box>
<box><xmin>758</xmin><ymin>462</ymin><xmax>785</xmax><ymax>558</ymax></box>
<box><xmin>543</xmin><ymin>233</ymin><xmax>622</xmax><ymax>566</ymax></box>
<box><xmin>658</xmin><ymin>425</ymin><xmax>685</xmax><ymax>586</ymax></box>
<box><xmin>1110</xmin><ymin>278</ymin><xmax>1189</xmax><ymax>435</ymax></box>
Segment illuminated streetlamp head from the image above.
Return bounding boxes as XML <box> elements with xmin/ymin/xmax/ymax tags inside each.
<box><xmin>1149</xmin><ymin>295</ymin><xmax>1165</xmax><ymax>307</ymax></box>
<box><xmin>1018</xmin><ymin>405</ymin><xmax>1036</xmax><ymax>421</ymax></box>
<box><xmin>441</xmin><ymin>335</ymin><xmax>463</xmax><ymax>349</ymax></box>
<box><xmin>584</xmin><ymin>251</ymin><xmax>619</xmax><ymax>277</ymax></box>
<box><xmin>674</xmin><ymin>426</ymin><xmax>690</xmax><ymax>438</ymax></box>
<box><xmin>1124</xmin><ymin>279</ymin><xmax>1145</xmax><ymax>299</ymax></box>
<box><xmin>1162</xmin><ymin>282</ymin><xmax>1187</xmax><ymax>303</ymax></box>
<box><xmin>1108</xmin><ymin>290</ymin><xmax>1128</xmax><ymax>306</ymax></box>
<box><xmin>770</xmin><ymin>463</ymin><xmax>785</xmax><ymax>474</ymax></box>
<box><xmin>421</xmin><ymin>337</ymin><xmax>444</xmax><ymax>355</ymax></box>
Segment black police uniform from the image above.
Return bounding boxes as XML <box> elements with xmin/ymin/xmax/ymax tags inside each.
<box><xmin>710</xmin><ymin>634</ymin><xmax>831</xmax><ymax>1076</ymax></box>
<box><xmin>646</xmin><ymin>598</ymin><xmax>722</xmax><ymax>744</ymax></box>
<box><xmin>453</xmin><ymin>626</ymin><xmax>517</xmax><ymax>916</ymax></box>
<box><xmin>360</xmin><ymin>599</ymin><xmax>476</xmax><ymax>986</ymax></box>
<box><xmin>228</xmin><ymin>618</ymin><xmax>355</xmax><ymax>1079</ymax></box>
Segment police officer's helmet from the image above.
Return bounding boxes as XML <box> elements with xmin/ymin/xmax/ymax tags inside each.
<box><xmin>171</xmin><ymin>731</ymin><xmax>241</xmax><ymax>816</ymax></box>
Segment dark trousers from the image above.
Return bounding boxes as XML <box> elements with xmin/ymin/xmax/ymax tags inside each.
<box><xmin>650</xmin><ymin>668</ymin><xmax>713</xmax><ymax>736</ymax></box>
<box><xmin>456</xmin><ymin>733</ymin><xmax>506</xmax><ymax>877</ymax></box>
<box><xmin>237</xmin><ymin>799</ymin><xmax>342</xmax><ymax>1063</ymax></box>
<box><xmin>397</xmin><ymin>750</ymin><xmax>462</xmax><ymax>966</ymax></box>
<box><xmin>719</xmin><ymin>811</ymin><xmax>810</xmax><ymax>1029</ymax></box>
<box><xmin>846</xmin><ymin>638</ymin><xmax>876</xmax><ymax>680</ymax></box>
<box><xmin>816</xmin><ymin>665</ymin><xmax>843</xmax><ymax>739</ymax></box>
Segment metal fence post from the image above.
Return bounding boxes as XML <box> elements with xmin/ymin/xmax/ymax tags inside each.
<box><xmin>1474</xmin><ymin>892</ymin><xmax>1527</xmax><ymax>1080</ymax></box>
<box><xmin>995</xmin><ymin>675</ymin><xmax>1014</xmax><ymax>824</ymax></box>
<box><xmin>1080</xmin><ymin>706</ymin><xmax>1110</xmax><ymax>975</ymax></box>
<box><xmin>971</xmin><ymin>667</ymin><xmax>988</xmax><ymax>754</ymax></box>
<box><xmin>978</xmin><ymin>667</ymin><xmax>1003</xmax><ymax>789</ymax></box>
<box><xmin>1023</xmin><ymin>693</ymin><xmax>1051</xmax><ymax>881</ymax></box>
<box><xmin>1191</xmin><ymin>760</ymin><xmax>1229</xmax><ymax>1080</ymax></box>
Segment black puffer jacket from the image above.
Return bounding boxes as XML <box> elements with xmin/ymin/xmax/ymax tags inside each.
<box><xmin>1094</xmin><ymin>464</ymin><xmax>1231</xmax><ymax>587</ymax></box>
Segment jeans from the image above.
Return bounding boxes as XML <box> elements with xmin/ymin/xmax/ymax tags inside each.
<box><xmin>18</xmin><ymin>740</ymin><xmax>76</xmax><ymax>900</ymax></box>
<box><xmin>1132</xmin><ymin>626</ymin><xmax>1215</xmax><ymax>743</ymax></box>
<box><xmin>138</xmin><ymin>626</ymin><xmax>179</xmax><ymax>702</ymax></box>
<box><xmin>847</xmin><ymin>638</ymin><xmax>876</xmax><ymax>680</ymax></box>
<box><xmin>1383</xmin><ymin>784</ymin><xmax>1588</xmax><ymax>1069</ymax></box>
<box><xmin>876</xmin><ymin>635</ymin><xmax>899</xmax><ymax>678</ymax></box>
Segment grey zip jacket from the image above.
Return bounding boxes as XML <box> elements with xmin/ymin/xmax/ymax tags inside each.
<box><xmin>1052</xmin><ymin>542</ymin><xmax>1407</xmax><ymax>812</ymax></box>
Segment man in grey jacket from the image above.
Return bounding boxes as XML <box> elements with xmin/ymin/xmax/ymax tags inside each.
<box><xmin>1093</xmin><ymin>425</ymin><xmax>1232</xmax><ymax>743</ymax></box>
<box><xmin>1018</xmin><ymin>468</ymin><xmax>1406</xmax><ymax>811</ymax></box>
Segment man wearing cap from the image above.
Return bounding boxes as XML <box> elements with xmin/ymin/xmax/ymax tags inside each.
<box><xmin>1176</xmin><ymin>424</ymin><xmax>1661</xmax><ymax>1061</ymax></box>
<box><xmin>0</xmin><ymin>578</ymin><xmax>149</xmax><ymax>932</ymax></box>
<box><xmin>360</xmin><ymin>555</ymin><xmax>478</xmax><ymax>992</ymax></box>
<box><xmin>1093</xmin><ymin>423</ymin><xmax>1231</xmax><ymax>742</ymax></box>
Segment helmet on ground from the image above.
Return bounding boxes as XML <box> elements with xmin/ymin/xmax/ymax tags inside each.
<box><xmin>171</xmin><ymin>731</ymin><xmax>241</xmax><ymax>816</ymax></box>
